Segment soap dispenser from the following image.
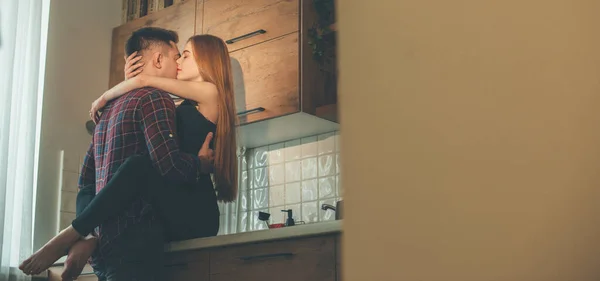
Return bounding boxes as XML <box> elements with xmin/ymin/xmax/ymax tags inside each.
<box><xmin>281</xmin><ymin>209</ymin><xmax>295</xmax><ymax>226</ymax></box>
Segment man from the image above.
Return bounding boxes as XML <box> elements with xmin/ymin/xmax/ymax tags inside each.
<box><xmin>74</xmin><ymin>27</ymin><xmax>212</xmax><ymax>280</ymax></box>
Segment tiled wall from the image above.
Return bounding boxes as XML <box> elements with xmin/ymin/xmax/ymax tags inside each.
<box><xmin>220</xmin><ymin>131</ymin><xmax>342</xmax><ymax>234</ymax></box>
<box><xmin>58</xmin><ymin>151</ymin><xmax>84</xmax><ymax>230</ymax></box>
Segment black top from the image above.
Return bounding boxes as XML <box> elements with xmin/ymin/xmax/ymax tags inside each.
<box><xmin>175</xmin><ymin>99</ymin><xmax>217</xmax><ymax>155</ymax></box>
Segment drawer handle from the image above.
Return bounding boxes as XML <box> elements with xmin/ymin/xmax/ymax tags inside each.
<box><xmin>164</xmin><ymin>263</ymin><xmax>189</xmax><ymax>269</ymax></box>
<box><xmin>237</xmin><ymin>107</ymin><xmax>265</xmax><ymax>116</ymax></box>
<box><xmin>238</xmin><ymin>252</ymin><xmax>294</xmax><ymax>261</ymax></box>
<box><xmin>226</xmin><ymin>29</ymin><xmax>267</xmax><ymax>44</ymax></box>
<box><xmin>79</xmin><ymin>272</ymin><xmax>96</xmax><ymax>276</ymax></box>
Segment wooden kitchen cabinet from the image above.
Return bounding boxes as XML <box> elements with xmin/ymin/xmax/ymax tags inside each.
<box><xmin>203</xmin><ymin>0</ymin><xmax>299</xmax><ymax>52</ymax></box>
<box><xmin>108</xmin><ymin>0</ymin><xmax>197</xmax><ymax>88</ymax></box>
<box><xmin>210</xmin><ymin>235</ymin><xmax>336</xmax><ymax>281</ymax></box>
<box><xmin>225</xmin><ymin>0</ymin><xmax>338</xmax><ymax>146</ymax></box>
<box><xmin>230</xmin><ymin>32</ymin><xmax>299</xmax><ymax>124</ymax></box>
<box><xmin>162</xmin><ymin>249</ymin><xmax>210</xmax><ymax>280</ymax></box>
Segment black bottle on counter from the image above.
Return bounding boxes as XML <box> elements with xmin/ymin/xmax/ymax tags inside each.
<box><xmin>281</xmin><ymin>209</ymin><xmax>295</xmax><ymax>226</ymax></box>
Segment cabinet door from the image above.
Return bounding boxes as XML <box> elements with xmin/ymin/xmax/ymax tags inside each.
<box><xmin>230</xmin><ymin>32</ymin><xmax>299</xmax><ymax>124</ymax></box>
<box><xmin>162</xmin><ymin>250</ymin><xmax>210</xmax><ymax>281</ymax></box>
<box><xmin>108</xmin><ymin>0</ymin><xmax>196</xmax><ymax>88</ymax></box>
<box><xmin>209</xmin><ymin>235</ymin><xmax>336</xmax><ymax>281</ymax></box>
<box><xmin>203</xmin><ymin>0</ymin><xmax>298</xmax><ymax>52</ymax></box>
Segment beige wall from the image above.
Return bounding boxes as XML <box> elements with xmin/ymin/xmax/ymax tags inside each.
<box><xmin>34</xmin><ymin>0</ymin><xmax>121</xmax><ymax>250</ymax></box>
<box><xmin>339</xmin><ymin>0</ymin><xmax>600</xmax><ymax>280</ymax></box>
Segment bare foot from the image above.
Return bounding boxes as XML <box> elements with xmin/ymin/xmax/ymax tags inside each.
<box><xmin>61</xmin><ymin>236</ymin><xmax>97</xmax><ymax>281</ymax></box>
<box><xmin>19</xmin><ymin>226</ymin><xmax>82</xmax><ymax>275</ymax></box>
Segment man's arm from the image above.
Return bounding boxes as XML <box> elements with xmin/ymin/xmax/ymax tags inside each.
<box><xmin>138</xmin><ymin>89</ymin><xmax>210</xmax><ymax>184</ymax></box>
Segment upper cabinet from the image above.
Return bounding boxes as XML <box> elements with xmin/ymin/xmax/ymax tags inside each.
<box><xmin>230</xmin><ymin>32</ymin><xmax>299</xmax><ymax>124</ymax></box>
<box><xmin>203</xmin><ymin>0</ymin><xmax>299</xmax><ymax>52</ymax></box>
<box><xmin>108</xmin><ymin>0</ymin><xmax>197</xmax><ymax>88</ymax></box>
<box><xmin>109</xmin><ymin>0</ymin><xmax>338</xmax><ymax>148</ymax></box>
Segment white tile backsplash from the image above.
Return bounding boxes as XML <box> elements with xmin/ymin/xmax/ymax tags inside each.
<box><xmin>285</xmin><ymin>182</ymin><xmax>302</xmax><ymax>205</ymax></box>
<box><xmin>253</xmin><ymin>146</ymin><xmax>269</xmax><ymax>167</ymax></box>
<box><xmin>61</xmin><ymin>190</ymin><xmax>77</xmax><ymax>213</ymax></box>
<box><xmin>252</xmin><ymin>167</ymin><xmax>269</xmax><ymax>188</ymax></box>
<box><xmin>269</xmin><ymin>164</ymin><xmax>285</xmax><ymax>186</ymax></box>
<box><xmin>284</xmin><ymin>139</ymin><xmax>302</xmax><ymax>161</ymax></box>
<box><xmin>318</xmin><ymin>132</ymin><xmax>335</xmax><ymax>155</ymax></box>
<box><xmin>319</xmin><ymin>177</ymin><xmax>336</xmax><ymax>199</ymax></box>
<box><xmin>228</xmin><ymin>131</ymin><xmax>341</xmax><ymax>233</ymax></box>
<box><xmin>60</xmin><ymin>211</ymin><xmax>76</xmax><ymax>230</ymax></box>
<box><xmin>62</xmin><ymin>151</ymin><xmax>81</xmax><ymax>174</ymax></box>
<box><xmin>318</xmin><ymin>154</ymin><xmax>335</xmax><ymax>177</ymax></box>
<box><xmin>301</xmin><ymin>179</ymin><xmax>318</xmax><ymax>201</ymax></box>
<box><xmin>301</xmin><ymin>158</ymin><xmax>318</xmax><ymax>180</ymax></box>
<box><xmin>252</xmin><ymin>188</ymin><xmax>269</xmax><ymax>209</ymax></box>
<box><xmin>302</xmin><ymin>201</ymin><xmax>319</xmax><ymax>223</ymax></box>
<box><xmin>285</xmin><ymin>160</ymin><xmax>302</xmax><ymax>182</ymax></box>
<box><xmin>240</xmin><ymin>170</ymin><xmax>249</xmax><ymax>190</ymax></box>
<box><xmin>269</xmin><ymin>185</ymin><xmax>285</xmax><ymax>207</ymax></box>
<box><xmin>301</xmin><ymin>136</ymin><xmax>318</xmax><ymax>158</ymax></box>
<box><xmin>268</xmin><ymin>143</ymin><xmax>285</xmax><ymax>164</ymax></box>
<box><xmin>61</xmin><ymin>171</ymin><xmax>79</xmax><ymax>193</ymax></box>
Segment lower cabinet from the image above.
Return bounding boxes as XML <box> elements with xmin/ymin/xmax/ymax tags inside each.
<box><xmin>210</xmin><ymin>235</ymin><xmax>336</xmax><ymax>281</ymax></box>
<box><xmin>48</xmin><ymin>234</ymin><xmax>340</xmax><ymax>281</ymax></box>
<box><xmin>163</xmin><ymin>249</ymin><xmax>210</xmax><ymax>280</ymax></box>
<box><xmin>163</xmin><ymin>234</ymin><xmax>340</xmax><ymax>281</ymax></box>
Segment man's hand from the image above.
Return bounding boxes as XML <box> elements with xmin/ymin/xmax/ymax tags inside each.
<box><xmin>198</xmin><ymin>132</ymin><xmax>215</xmax><ymax>173</ymax></box>
<box><xmin>124</xmin><ymin>51</ymin><xmax>144</xmax><ymax>80</ymax></box>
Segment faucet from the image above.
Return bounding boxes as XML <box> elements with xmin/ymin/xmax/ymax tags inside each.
<box><xmin>321</xmin><ymin>204</ymin><xmax>336</xmax><ymax>211</ymax></box>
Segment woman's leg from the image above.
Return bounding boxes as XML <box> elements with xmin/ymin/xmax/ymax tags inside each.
<box><xmin>71</xmin><ymin>154</ymin><xmax>155</xmax><ymax>236</ymax></box>
<box><xmin>76</xmin><ymin>184</ymin><xmax>96</xmax><ymax>217</ymax></box>
<box><xmin>20</xmin><ymin>154</ymin><xmax>155</xmax><ymax>275</ymax></box>
<box><xmin>21</xmin><ymin>154</ymin><xmax>219</xmax><ymax>275</ymax></box>
<box><xmin>73</xmin><ymin>153</ymin><xmax>219</xmax><ymax>241</ymax></box>
<box><xmin>158</xmin><ymin>175</ymin><xmax>220</xmax><ymax>242</ymax></box>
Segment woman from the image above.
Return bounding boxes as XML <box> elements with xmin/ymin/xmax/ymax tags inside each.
<box><xmin>19</xmin><ymin>34</ymin><xmax>238</xmax><ymax>277</ymax></box>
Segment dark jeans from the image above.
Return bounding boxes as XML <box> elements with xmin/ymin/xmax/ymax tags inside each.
<box><xmin>92</xmin><ymin>222</ymin><xmax>165</xmax><ymax>281</ymax></box>
<box><xmin>75</xmin><ymin>154</ymin><xmax>220</xmax><ymax>280</ymax></box>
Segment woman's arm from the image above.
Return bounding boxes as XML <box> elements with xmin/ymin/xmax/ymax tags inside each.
<box><xmin>102</xmin><ymin>76</ymin><xmax>145</xmax><ymax>101</ymax></box>
<box><xmin>136</xmin><ymin>74</ymin><xmax>218</xmax><ymax>104</ymax></box>
<box><xmin>90</xmin><ymin>75</ymin><xmax>219</xmax><ymax>119</ymax></box>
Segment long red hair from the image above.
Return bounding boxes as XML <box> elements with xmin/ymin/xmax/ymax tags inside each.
<box><xmin>189</xmin><ymin>34</ymin><xmax>238</xmax><ymax>202</ymax></box>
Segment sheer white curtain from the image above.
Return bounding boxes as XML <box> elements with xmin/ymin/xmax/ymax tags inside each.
<box><xmin>0</xmin><ymin>0</ymin><xmax>49</xmax><ymax>280</ymax></box>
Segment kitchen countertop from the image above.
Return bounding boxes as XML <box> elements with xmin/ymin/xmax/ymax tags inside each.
<box><xmin>46</xmin><ymin>220</ymin><xmax>342</xmax><ymax>270</ymax></box>
<box><xmin>165</xmin><ymin>220</ymin><xmax>342</xmax><ymax>252</ymax></box>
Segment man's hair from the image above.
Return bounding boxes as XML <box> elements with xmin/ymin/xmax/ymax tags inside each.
<box><xmin>125</xmin><ymin>27</ymin><xmax>179</xmax><ymax>56</ymax></box>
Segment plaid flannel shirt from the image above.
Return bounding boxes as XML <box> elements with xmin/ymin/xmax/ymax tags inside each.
<box><xmin>77</xmin><ymin>87</ymin><xmax>202</xmax><ymax>263</ymax></box>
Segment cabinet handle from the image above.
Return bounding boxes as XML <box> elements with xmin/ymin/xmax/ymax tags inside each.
<box><xmin>238</xmin><ymin>252</ymin><xmax>295</xmax><ymax>261</ymax></box>
<box><xmin>164</xmin><ymin>263</ymin><xmax>189</xmax><ymax>269</ymax></box>
<box><xmin>226</xmin><ymin>29</ymin><xmax>267</xmax><ymax>44</ymax></box>
<box><xmin>237</xmin><ymin>107</ymin><xmax>265</xmax><ymax>116</ymax></box>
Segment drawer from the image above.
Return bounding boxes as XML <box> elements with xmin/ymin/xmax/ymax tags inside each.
<box><xmin>230</xmin><ymin>32</ymin><xmax>300</xmax><ymax>124</ymax></box>
<box><xmin>209</xmin><ymin>235</ymin><xmax>336</xmax><ymax>281</ymax></box>
<box><xmin>162</xmin><ymin>250</ymin><xmax>209</xmax><ymax>281</ymax></box>
<box><xmin>203</xmin><ymin>0</ymin><xmax>299</xmax><ymax>52</ymax></box>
